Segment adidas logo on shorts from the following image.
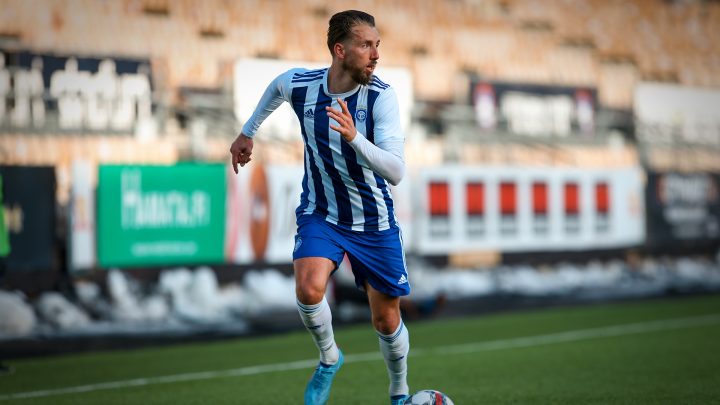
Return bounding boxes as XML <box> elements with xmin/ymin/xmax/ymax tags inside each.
<box><xmin>397</xmin><ymin>274</ymin><xmax>408</xmax><ymax>285</ymax></box>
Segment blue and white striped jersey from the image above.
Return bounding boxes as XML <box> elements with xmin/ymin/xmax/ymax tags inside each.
<box><xmin>241</xmin><ymin>68</ymin><xmax>405</xmax><ymax>232</ymax></box>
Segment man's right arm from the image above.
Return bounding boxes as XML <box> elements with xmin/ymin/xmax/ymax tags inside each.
<box><xmin>240</xmin><ymin>71</ymin><xmax>293</xmax><ymax>137</ymax></box>
<box><xmin>230</xmin><ymin>70</ymin><xmax>293</xmax><ymax>172</ymax></box>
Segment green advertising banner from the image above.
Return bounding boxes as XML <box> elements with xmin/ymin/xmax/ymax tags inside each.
<box><xmin>98</xmin><ymin>164</ymin><xmax>226</xmax><ymax>268</ymax></box>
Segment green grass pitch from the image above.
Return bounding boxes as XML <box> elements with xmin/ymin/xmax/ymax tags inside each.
<box><xmin>1</xmin><ymin>294</ymin><xmax>719</xmax><ymax>404</ymax></box>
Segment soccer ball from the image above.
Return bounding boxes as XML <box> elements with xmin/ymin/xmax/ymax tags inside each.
<box><xmin>404</xmin><ymin>390</ymin><xmax>454</xmax><ymax>405</ymax></box>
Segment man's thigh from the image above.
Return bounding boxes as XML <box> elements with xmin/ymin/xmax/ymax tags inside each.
<box><xmin>346</xmin><ymin>227</ymin><xmax>410</xmax><ymax>298</ymax></box>
<box><xmin>293</xmin><ymin>215</ymin><xmax>346</xmax><ymax>303</ymax></box>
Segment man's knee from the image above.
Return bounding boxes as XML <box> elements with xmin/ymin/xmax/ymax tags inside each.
<box><xmin>296</xmin><ymin>283</ymin><xmax>325</xmax><ymax>305</ymax></box>
<box><xmin>372</xmin><ymin>307</ymin><xmax>401</xmax><ymax>335</ymax></box>
<box><xmin>294</xmin><ymin>257</ymin><xmax>334</xmax><ymax>305</ymax></box>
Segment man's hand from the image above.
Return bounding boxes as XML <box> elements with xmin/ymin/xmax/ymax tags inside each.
<box><xmin>326</xmin><ymin>98</ymin><xmax>356</xmax><ymax>142</ymax></box>
<box><xmin>230</xmin><ymin>133</ymin><xmax>253</xmax><ymax>173</ymax></box>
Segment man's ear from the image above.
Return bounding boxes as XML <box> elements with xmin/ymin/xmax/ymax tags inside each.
<box><xmin>334</xmin><ymin>43</ymin><xmax>345</xmax><ymax>59</ymax></box>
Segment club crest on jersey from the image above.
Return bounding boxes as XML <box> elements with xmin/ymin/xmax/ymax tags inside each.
<box><xmin>355</xmin><ymin>108</ymin><xmax>367</xmax><ymax>122</ymax></box>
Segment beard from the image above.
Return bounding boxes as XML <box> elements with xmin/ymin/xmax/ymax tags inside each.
<box><xmin>343</xmin><ymin>58</ymin><xmax>375</xmax><ymax>85</ymax></box>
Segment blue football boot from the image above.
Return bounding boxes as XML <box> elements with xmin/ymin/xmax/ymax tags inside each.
<box><xmin>390</xmin><ymin>394</ymin><xmax>409</xmax><ymax>405</ymax></box>
<box><xmin>304</xmin><ymin>350</ymin><xmax>344</xmax><ymax>405</ymax></box>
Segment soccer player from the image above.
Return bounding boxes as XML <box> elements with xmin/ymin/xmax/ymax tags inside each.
<box><xmin>229</xmin><ymin>9</ymin><xmax>410</xmax><ymax>405</ymax></box>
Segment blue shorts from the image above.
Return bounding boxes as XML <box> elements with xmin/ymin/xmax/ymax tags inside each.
<box><xmin>293</xmin><ymin>214</ymin><xmax>410</xmax><ymax>297</ymax></box>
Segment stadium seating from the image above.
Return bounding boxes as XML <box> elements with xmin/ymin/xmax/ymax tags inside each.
<box><xmin>1</xmin><ymin>0</ymin><xmax>716</xmax><ymax>106</ymax></box>
<box><xmin>0</xmin><ymin>0</ymin><xmax>718</xmax><ymax>201</ymax></box>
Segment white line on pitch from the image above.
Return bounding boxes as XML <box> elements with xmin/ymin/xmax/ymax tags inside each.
<box><xmin>1</xmin><ymin>313</ymin><xmax>719</xmax><ymax>401</ymax></box>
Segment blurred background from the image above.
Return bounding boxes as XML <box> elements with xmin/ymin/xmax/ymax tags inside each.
<box><xmin>1</xmin><ymin>0</ymin><xmax>719</xmax><ymax>355</ymax></box>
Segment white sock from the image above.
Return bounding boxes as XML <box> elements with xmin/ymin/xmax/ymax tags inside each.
<box><xmin>377</xmin><ymin>320</ymin><xmax>410</xmax><ymax>397</ymax></box>
<box><xmin>296</xmin><ymin>296</ymin><xmax>339</xmax><ymax>365</ymax></box>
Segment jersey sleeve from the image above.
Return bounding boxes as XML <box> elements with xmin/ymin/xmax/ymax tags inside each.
<box><xmin>348</xmin><ymin>87</ymin><xmax>406</xmax><ymax>186</ymax></box>
<box><xmin>371</xmin><ymin>87</ymin><xmax>405</xmax><ymax>156</ymax></box>
<box><xmin>240</xmin><ymin>69</ymin><xmax>295</xmax><ymax>137</ymax></box>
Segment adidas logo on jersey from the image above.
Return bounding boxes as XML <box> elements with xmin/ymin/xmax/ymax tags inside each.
<box><xmin>397</xmin><ymin>274</ymin><xmax>408</xmax><ymax>285</ymax></box>
<box><xmin>304</xmin><ymin>108</ymin><xmax>314</xmax><ymax>119</ymax></box>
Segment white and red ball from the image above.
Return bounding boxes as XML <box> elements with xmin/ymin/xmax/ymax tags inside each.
<box><xmin>404</xmin><ymin>390</ymin><xmax>454</xmax><ymax>405</ymax></box>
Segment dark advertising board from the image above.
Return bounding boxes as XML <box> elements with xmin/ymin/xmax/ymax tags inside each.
<box><xmin>1</xmin><ymin>49</ymin><xmax>152</xmax><ymax>91</ymax></box>
<box><xmin>470</xmin><ymin>80</ymin><xmax>597</xmax><ymax>137</ymax></box>
<box><xmin>0</xmin><ymin>166</ymin><xmax>57</xmax><ymax>273</ymax></box>
<box><xmin>0</xmin><ymin>48</ymin><xmax>153</xmax><ymax>132</ymax></box>
<box><xmin>646</xmin><ymin>172</ymin><xmax>720</xmax><ymax>248</ymax></box>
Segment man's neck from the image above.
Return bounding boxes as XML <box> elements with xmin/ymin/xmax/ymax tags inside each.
<box><xmin>327</xmin><ymin>64</ymin><xmax>357</xmax><ymax>94</ymax></box>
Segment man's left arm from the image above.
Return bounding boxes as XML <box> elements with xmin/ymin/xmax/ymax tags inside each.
<box><xmin>326</xmin><ymin>89</ymin><xmax>405</xmax><ymax>186</ymax></box>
